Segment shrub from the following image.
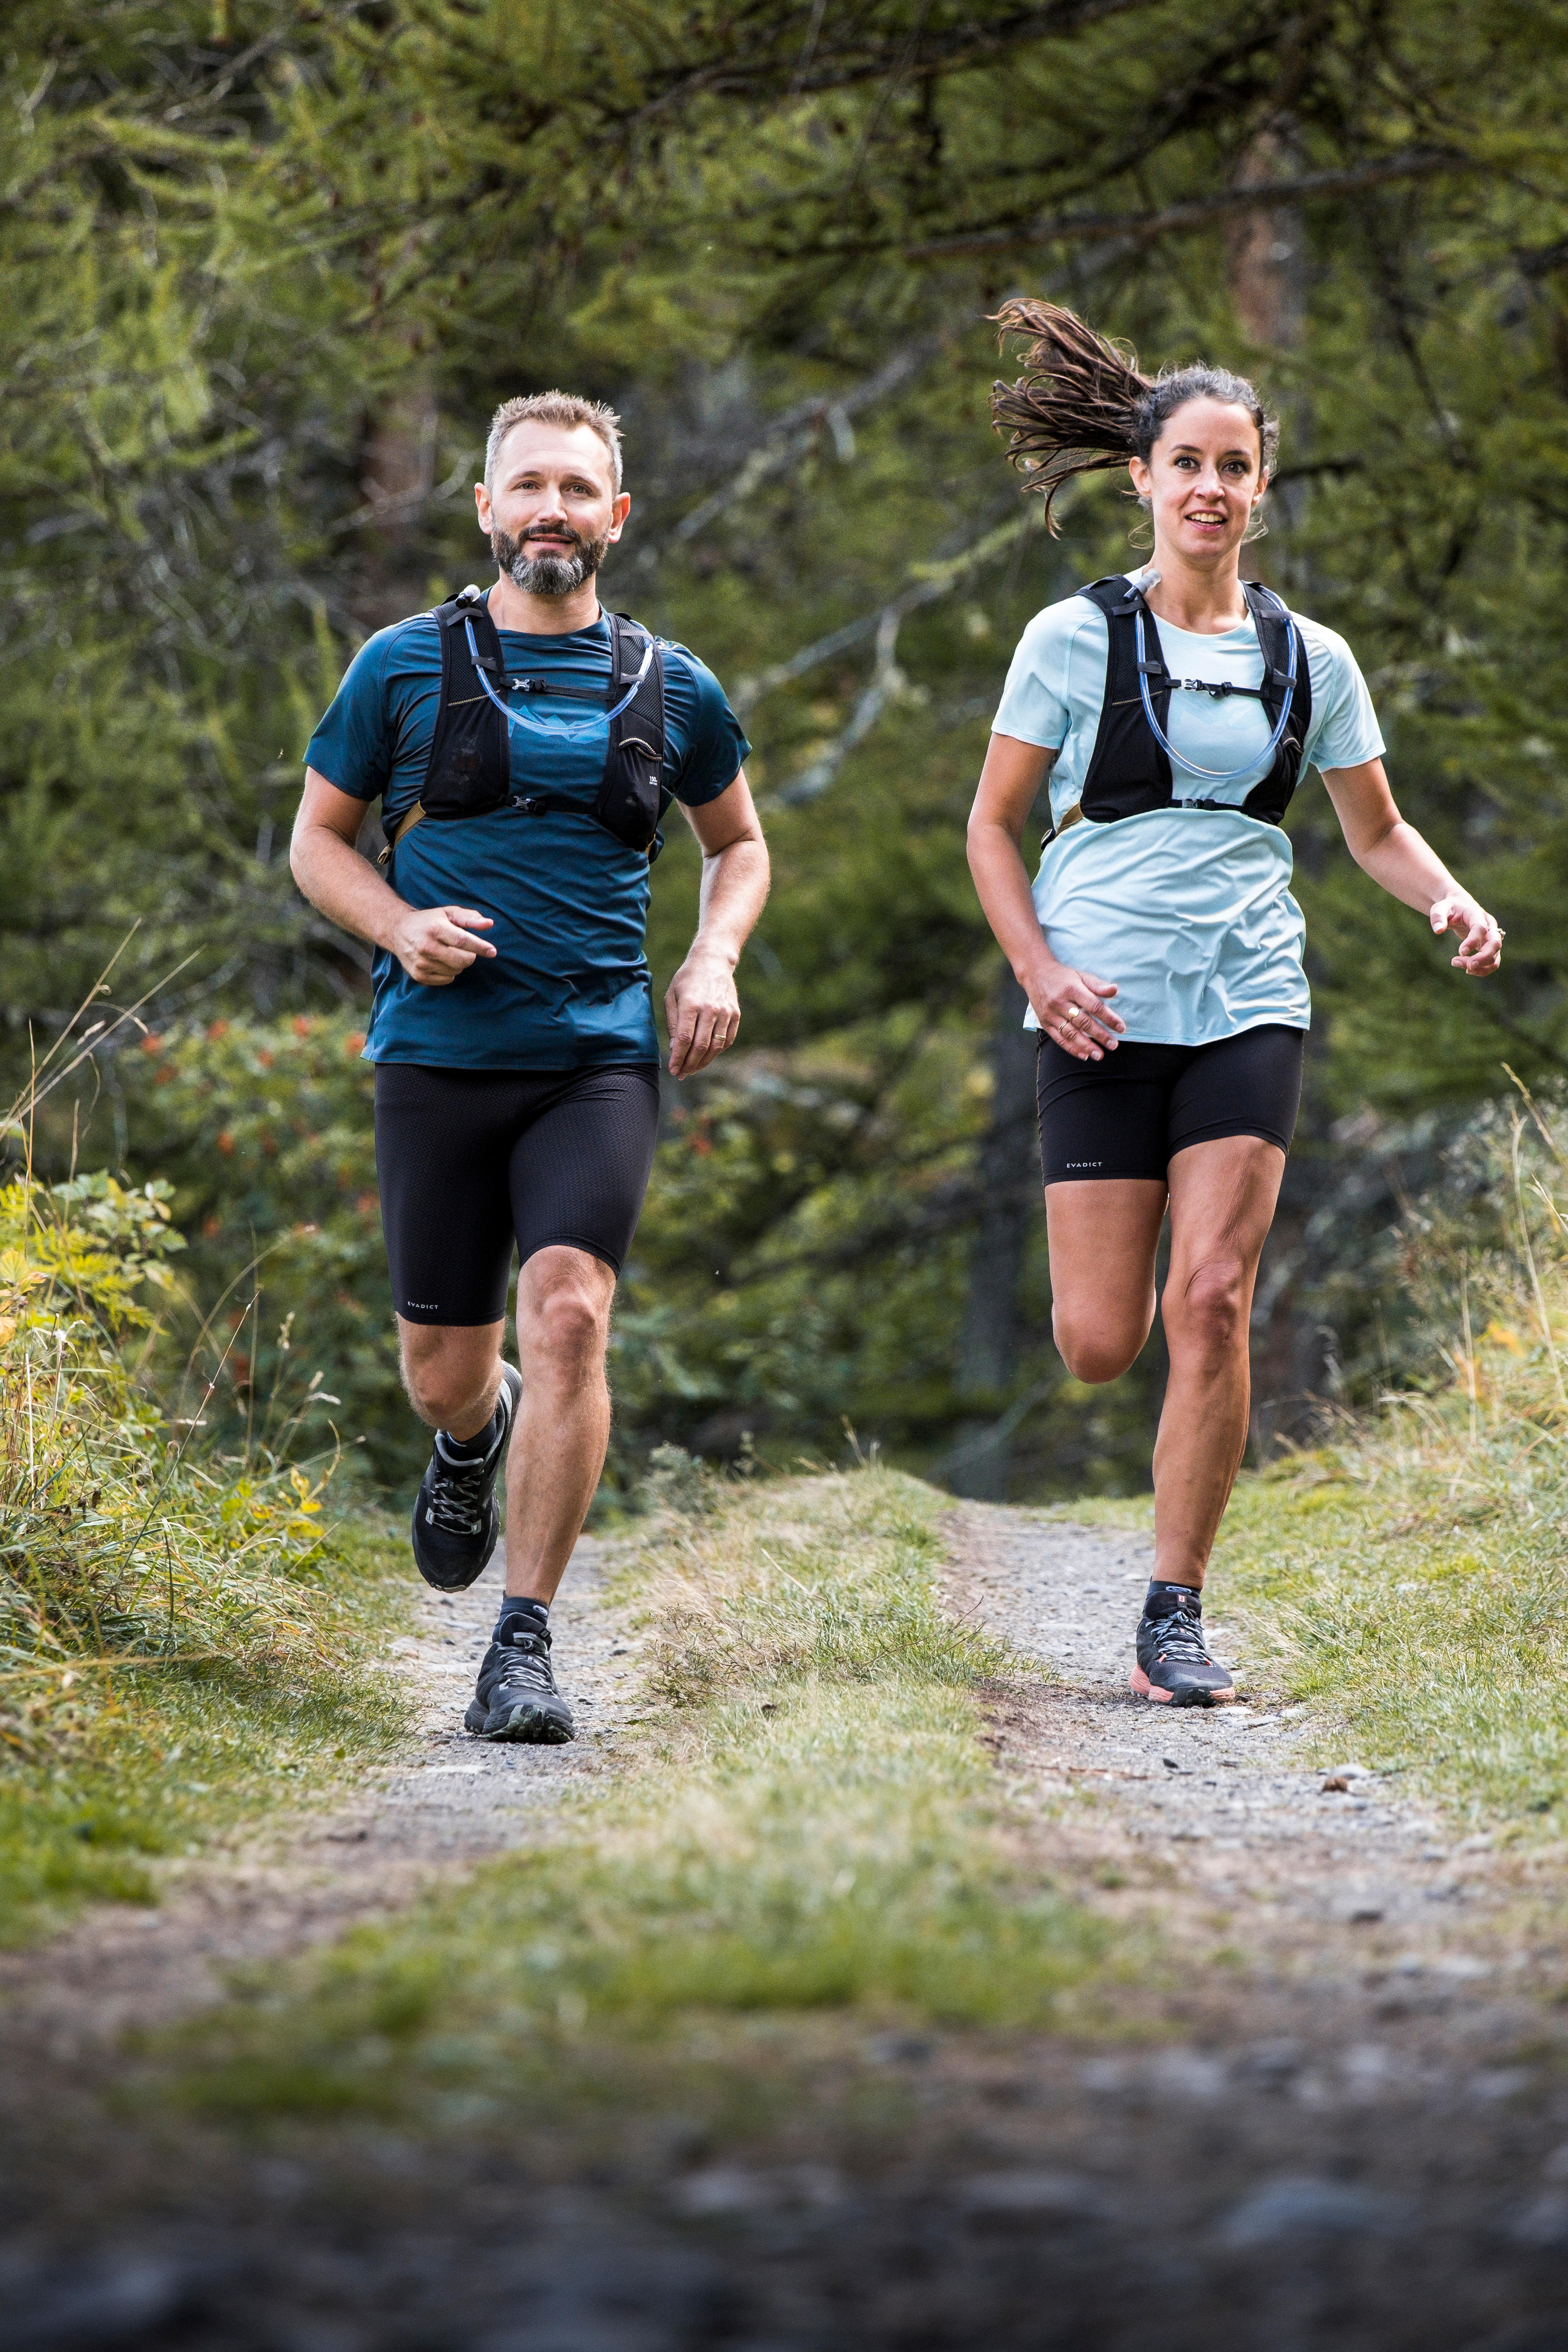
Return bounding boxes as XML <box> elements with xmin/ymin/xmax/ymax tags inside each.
<box><xmin>0</xmin><ymin>1169</ymin><xmax>338</xmax><ymax>1762</ymax></box>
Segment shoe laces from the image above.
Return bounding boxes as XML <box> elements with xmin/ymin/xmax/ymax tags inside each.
<box><xmin>1147</xmin><ymin>1602</ymin><xmax>1215</xmax><ymax>1664</ymax></box>
<box><xmin>484</xmin><ymin>1629</ymin><xmax>555</xmax><ymax>1697</ymax></box>
<box><xmin>423</xmin><ymin>1440</ymin><xmax>497</xmax><ymax>1536</ymax></box>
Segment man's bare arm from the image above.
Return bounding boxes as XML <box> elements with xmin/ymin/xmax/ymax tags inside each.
<box><xmin>289</xmin><ymin>767</ymin><xmax>498</xmax><ymax>988</ymax></box>
<box><xmin>665</xmin><ymin>771</ymin><xmax>770</xmax><ymax>1078</ymax></box>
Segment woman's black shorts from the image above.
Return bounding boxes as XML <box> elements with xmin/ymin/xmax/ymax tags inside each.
<box><xmin>374</xmin><ymin>1062</ymin><xmax>662</xmax><ymax>1326</ymax></box>
<box><xmin>1036</xmin><ymin>1024</ymin><xmax>1304</xmax><ymax>1187</ymax></box>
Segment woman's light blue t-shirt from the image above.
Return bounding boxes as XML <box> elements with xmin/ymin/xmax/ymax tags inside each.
<box><xmin>991</xmin><ymin>570</ymin><xmax>1384</xmax><ymax>1046</ymax></box>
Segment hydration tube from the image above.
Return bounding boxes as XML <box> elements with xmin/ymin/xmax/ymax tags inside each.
<box><xmin>463</xmin><ymin>617</ymin><xmax>653</xmax><ymax>743</ymax></box>
<box><xmin>1133</xmin><ymin>590</ymin><xmax>1297</xmax><ymax>786</ymax></box>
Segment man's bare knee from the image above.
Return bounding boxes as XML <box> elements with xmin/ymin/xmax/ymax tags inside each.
<box><xmin>398</xmin><ymin>1327</ymin><xmax>498</xmax><ymax>1430</ymax></box>
<box><xmin>519</xmin><ymin>1284</ymin><xmax>611</xmax><ymax>1380</ymax></box>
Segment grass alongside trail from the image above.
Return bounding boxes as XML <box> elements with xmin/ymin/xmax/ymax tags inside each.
<box><xmin>1215</xmin><ymin>1423</ymin><xmax>1568</xmax><ymax>1833</ymax></box>
<box><xmin>0</xmin><ymin>1511</ymin><xmax>412</xmax><ymax>1945</ymax></box>
<box><xmin>0</xmin><ymin>1173</ymin><xmax>413</xmax><ymax>1945</ymax></box>
<box><xmin>1044</xmin><ymin>1414</ymin><xmax>1568</xmax><ymax>1836</ymax></box>
<box><xmin>158</xmin><ymin>1468</ymin><xmax>1111</xmax><ymax>2127</ymax></box>
<box><xmin>1213</xmin><ymin>1110</ymin><xmax>1568</xmax><ymax>1831</ymax></box>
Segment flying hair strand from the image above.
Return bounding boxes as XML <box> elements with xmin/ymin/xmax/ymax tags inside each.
<box><xmin>989</xmin><ymin>299</ymin><xmax>1279</xmax><ymax>535</ymax></box>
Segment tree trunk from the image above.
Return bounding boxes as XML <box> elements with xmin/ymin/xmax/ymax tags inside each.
<box><xmin>1226</xmin><ymin>124</ymin><xmax>1314</xmax><ymax>1460</ymax></box>
<box><xmin>354</xmin><ymin>378</ymin><xmax>443</xmax><ymax>629</ymax></box>
<box><xmin>949</xmin><ymin>970</ymin><xmax>1039</xmax><ymax>1499</ymax></box>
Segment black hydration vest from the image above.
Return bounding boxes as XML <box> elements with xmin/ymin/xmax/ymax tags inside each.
<box><xmin>382</xmin><ymin>584</ymin><xmax>671</xmax><ymax>863</ymax></box>
<box><xmin>1061</xmin><ymin>573</ymin><xmax>1312</xmax><ymax>835</ymax></box>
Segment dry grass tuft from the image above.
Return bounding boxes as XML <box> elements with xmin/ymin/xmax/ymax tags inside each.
<box><xmin>1213</xmin><ymin>1094</ymin><xmax>1568</xmax><ymax>1826</ymax></box>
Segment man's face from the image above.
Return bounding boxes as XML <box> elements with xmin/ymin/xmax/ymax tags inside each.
<box><xmin>474</xmin><ymin>423</ymin><xmax>631</xmax><ymax>597</ymax></box>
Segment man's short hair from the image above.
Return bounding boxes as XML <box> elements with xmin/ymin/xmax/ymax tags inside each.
<box><xmin>485</xmin><ymin>392</ymin><xmax>623</xmax><ymax>494</ymax></box>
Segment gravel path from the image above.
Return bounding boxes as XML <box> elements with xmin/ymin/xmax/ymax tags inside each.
<box><xmin>946</xmin><ymin>1505</ymin><xmax>1521</xmax><ymax>1971</ymax></box>
<box><xmin>0</xmin><ymin>1536</ymin><xmax>639</xmax><ymax>2046</ymax></box>
<box><xmin>5</xmin><ymin>1502</ymin><xmax>1568</xmax><ymax>2349</ymax></box>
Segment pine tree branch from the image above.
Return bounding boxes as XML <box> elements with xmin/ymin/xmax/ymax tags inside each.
<box><xmin>634</xmin><ymin>333</ymin><xmax>945</xmax><ymax>573</ymax></box>
<box><xmin>738</xmin><ymin>502</ymin><xmax>1047</xmax><ymax>804</ymax></box>
<box><xmin>629</xmin><ymin>0</ymin><xmax>1154</xmax><ymax>118</ymax></box>
<box><xmin>902</xmin><ymin>149</ymin><xmax>1472</xmax><ymax>259</ymax></box>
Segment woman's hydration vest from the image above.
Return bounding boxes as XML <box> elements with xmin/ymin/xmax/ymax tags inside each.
<box><xmin>380</xmin><ymin>585</ymin><xmax>671</xmax><ymax>866</ymax></box>
<box><xmin>1049</xmin><ymin>574</ymin><xmax>1312</xmax><ymax>842</ymax></box>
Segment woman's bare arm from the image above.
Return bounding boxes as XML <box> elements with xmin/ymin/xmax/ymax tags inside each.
<box><xmin>966</xmin><ymin>734</ymin><xmax>1125</xmax><ymax>1060</ymax></box>
<box><xmin>1321</xmin><ymin>758</ymin><xmax>1502</xmax><ymax>976</ymax></box>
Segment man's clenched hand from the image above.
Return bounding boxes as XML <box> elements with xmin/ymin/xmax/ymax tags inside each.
<box><xmin>392</xmin><ymin>904</ymin><xmax>497</xmax><ymax>987</ymax></box>
<box><xmin>666</xmin><ymin>946</ymin><xmax>740</xmax><ymax>1078</ymax></box>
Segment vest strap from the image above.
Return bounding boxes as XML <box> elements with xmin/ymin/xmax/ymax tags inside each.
<box><xmin>378</xmin><ymin>802</ymin><xmax>423</xmax><ymax>864</ymax></box>
<box><xmin>379</xmin><ymin>790</ymin><xmax>611</xmax><ymax>867</ymax></box>
<box><xmin>1070</xmin><ymin>573</ymin><xmax>1312</xmax><ymax>830</ymax></box>
<box><xmin>394</xmin><ymin>588</ymin><xmax>672</xmax><ymax>866</ymax></box>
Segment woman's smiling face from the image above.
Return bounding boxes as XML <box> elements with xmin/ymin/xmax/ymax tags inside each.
<box><xmin>1128</xmin><ymin>396</ymin><xmax>1266</xmax><ymax>569</ymax></box>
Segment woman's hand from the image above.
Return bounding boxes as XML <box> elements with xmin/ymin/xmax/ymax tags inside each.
<box><xmin>1430</xmin><ymin>892</ymin><xmax>1504</xmax><ymax>977</ymax></box>
<box><xmin>1031</xmin><ymin>959</ymin><xmax>1124</xmax><ymax>1061</ymax></box>
<box><xmin>967</xmin><ymin>736</ymin><xmax>1126</xmax><ymax>1058</ymax></box>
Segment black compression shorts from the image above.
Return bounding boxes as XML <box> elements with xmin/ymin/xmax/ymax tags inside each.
<box><xmin>374</xmin><ymin>1062</ymin><xmax>661</xmax><ymax>1326</ymax></box>
<box><xmin>1036</xmin><ymin>1024</ymin><xmax>1304</xmax><ymax>1187</ymax></box>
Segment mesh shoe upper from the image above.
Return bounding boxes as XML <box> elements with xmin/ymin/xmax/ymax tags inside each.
<box><xmin>1134</xmin><ymin>1600</ymin><xmax>1235</xmax><ymax>1706</ymax></box>
<box><xmin>466</xmin><ymin>1622</ymin><xmax>576</xmax><ymax>1744</ymax></box>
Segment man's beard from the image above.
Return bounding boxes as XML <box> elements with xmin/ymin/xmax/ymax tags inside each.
<box><xmin>491</xmin><ymin>523</ymin><xmax>610</xmax><ymax>598</ymax></box>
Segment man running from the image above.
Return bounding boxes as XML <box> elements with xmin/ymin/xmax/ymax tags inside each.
<box><xmin>290</xmin><ymin>391</ymin><xmax>768</xmax><ymax>1743</ymax></box>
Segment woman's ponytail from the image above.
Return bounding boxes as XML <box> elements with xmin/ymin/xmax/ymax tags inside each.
<box><xmin>989</xmin><ymin>300</ymin><xmax>1151</xmax><ymax>530</ymax></box>
<box><xmin>990</xmin><ymin>299</ymin><xmax>1279</xmax><ymax>534</ymax></box>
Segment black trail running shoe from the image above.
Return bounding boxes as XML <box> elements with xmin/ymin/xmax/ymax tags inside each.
<box><xmin>465</xmin><ymin>1620</ymin><xmax>576</xmax><ymax>1744</ymax></box>
<box><xmin>1131</xmin><ymin>1598</ymin><xmax>1236</xmax><ymax>1707</ymax></box>
<box><xmin>410</xmin><ymin>1364</ymin><xmax>523</xmax><ymax>1592</ymax></box>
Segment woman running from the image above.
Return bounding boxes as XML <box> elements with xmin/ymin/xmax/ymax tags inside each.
<box><xmin>967</xmin><ymin>302</ymin><xmax>1503</xmax><ymax>1706</ymax></box>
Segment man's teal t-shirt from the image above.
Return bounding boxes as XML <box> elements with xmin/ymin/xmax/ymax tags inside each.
<box><xmin>305</xmin><ymin>608</ymin><xmax>750</xmax><ymax>1070</ymax></box>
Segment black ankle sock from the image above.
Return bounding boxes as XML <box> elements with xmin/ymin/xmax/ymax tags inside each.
<box><xmin>1144</xmin><ymin>1579</ymin><xmax>1202</xmax><ymax>1620</ymax></box>
<box><xmin>494</xmin><ymin>1596</ymin><xmax>548</xmax><ymax>1645</ymax></box>
<box><xmin>441</xmin><ymin>1400</ymin><xmax>503</xmax><ymax>1461</ymax></box>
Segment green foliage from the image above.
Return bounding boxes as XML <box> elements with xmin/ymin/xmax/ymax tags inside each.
<box><xmin>0</xmin><ymin>1160</ymin><xmax>410</xmax><ymax>1943</ymax></box>
<box><xmin>0</xmin><ymin>5</ymin><xmax>369</xmax><ymax>1021</ymax></box>
<box><xmin>6</xmin><ymin>2</ymin><xmax>1568</xmax><ymax>1494</ymax></box>
<box><xmin>114</xmin><ymin>1012</ymin><xmax>396</xmax><ymax>1473</ymax></box>
<box><xmin>162</xmin><ymin>1469</ymin><xmax>1109</xmax><ymax>2123</ymax></box>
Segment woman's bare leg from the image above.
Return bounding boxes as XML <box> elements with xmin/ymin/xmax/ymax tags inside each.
<box><xmin>1043</xmin><ymin>1139</ymin><xmax>1284</xmax><ymax>1590</ymax></box>
<box><xmin>1044</xmin><ymin>1178</ymin><xmax>1169</xmax><ymax>1382</ymax></box>
<box><xmin>1153</xmin><ymin>1135</ymin><xmax>1285</xmax><ymax>1588</ymax></box>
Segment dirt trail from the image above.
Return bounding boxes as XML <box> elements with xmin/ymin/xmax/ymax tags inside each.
<box><xmin>0</xmin><ymin>1538</ymin><xmax>639</xmax><ymax>2045</ymax></box>
<box><xmin>946</xmin><ymin>1503</ymin><xmax>1556</xmax><ymax>2049</ymax></box>
<box><xmin>5</xmin><ymin>1506</ymin><xmax>1568</xmax><ymax>2348</ymax></box>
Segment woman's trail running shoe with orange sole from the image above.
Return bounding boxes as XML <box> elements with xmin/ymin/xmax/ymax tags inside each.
<box><xmin>1131</xmin><ymin>1597</ymin><xmax>1236</xmax><ymax>1707</ymax></box>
